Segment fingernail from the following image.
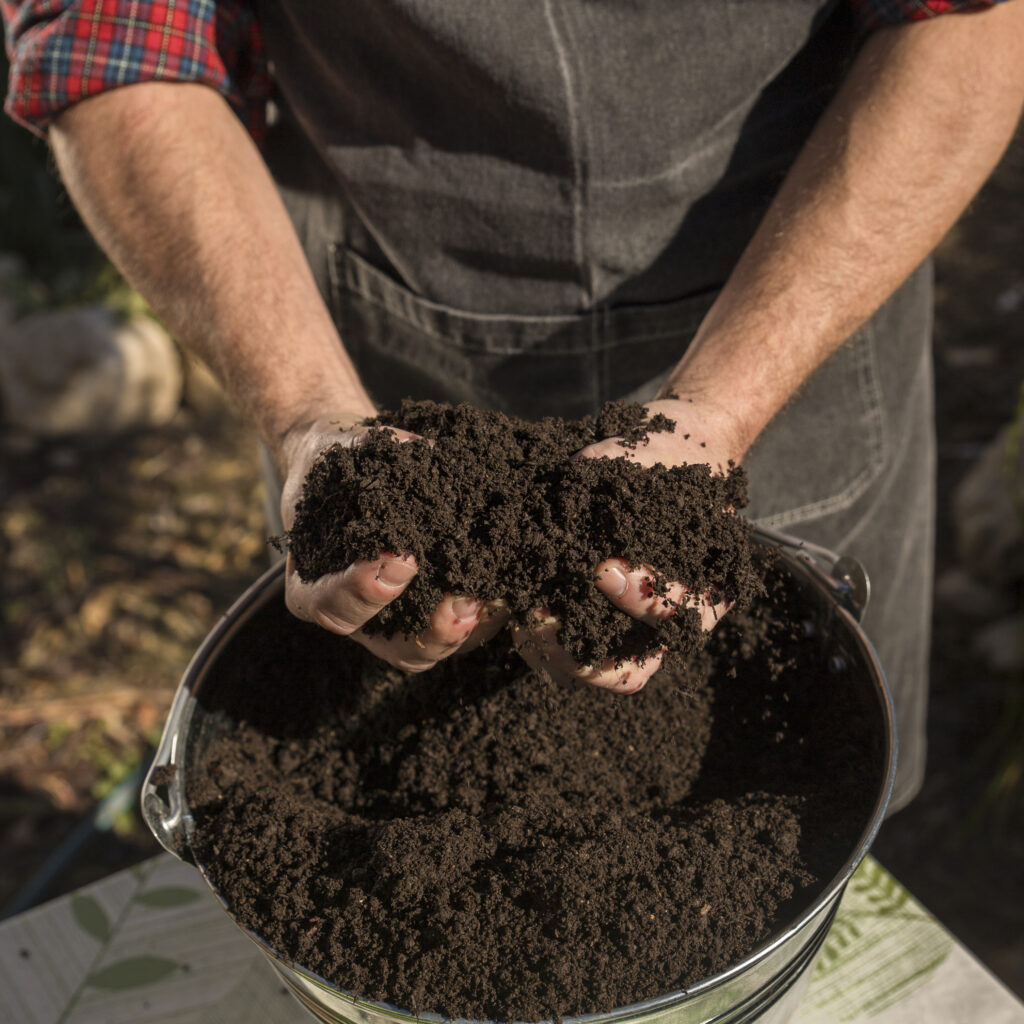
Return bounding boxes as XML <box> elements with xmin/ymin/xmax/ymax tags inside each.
<box><xmin>451</xmin><ymin>596</ymin><xmax>481</xmax><ymax>622</ymax></box>
<box><xmin>378</xmin><ymin>560</ymin><xmax>416</xmax><ymax>588</ymax></box>
<box><xmin>602</xmin><ymin>567</ymin><xmax>628</xmax><ymax>598</ymax></box>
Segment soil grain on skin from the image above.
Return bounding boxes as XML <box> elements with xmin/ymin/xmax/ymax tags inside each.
<box><xmin>187</xmin><ymin>566</ymin><xmax>880</xmax><ymax>1022</ymax></box>
<box><xmin>284</xmin><ymin>400</ymin><xmax>761</xmax><ymax>667</ymax></box>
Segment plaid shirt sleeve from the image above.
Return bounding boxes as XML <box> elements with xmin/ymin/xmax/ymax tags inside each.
<box><xmin>1</xmin><ymin>0</ymin><xmax>268</xmax><ymax>142</ymax></box>
<box><xmin>850</xmin><ymin>0</ymin><xmax>1010</xmax><ymax>32</ymax></box>
<box><xmin>2</xmin><ymin>1</ymin><xmax>1013</xmax><ymax>143</ymax></box>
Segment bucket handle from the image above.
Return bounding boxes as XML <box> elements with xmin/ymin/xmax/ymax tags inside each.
<box><xmin>141</xmin><ymin>685</ymin><xmax>196</xmax><ymax>865</ymax></box>
<box><xmin>752</xmin><ymin>523</ymin><xmax>871</xmax><ymax>621</ymax></box>
<box><xmin>140</xmin><ymin>559</ymin><xmax>288</xmax><ymax>864</ymax></box>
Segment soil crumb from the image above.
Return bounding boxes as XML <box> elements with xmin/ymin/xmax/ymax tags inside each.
<box><xmin>187</xmin><ymin>561</ymin><xmax>881</xmax><ymax>1022</ymax></box>
<box><xmin>283</xmin><ymin>400</ymin><xmax>761</xmax><ymax>667</ymax></box>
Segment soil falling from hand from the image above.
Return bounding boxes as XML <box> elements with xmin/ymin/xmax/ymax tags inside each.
<box><xmin>191</xmin><ymin>401</ymin><xmax>880</xmax><ymax>1020</ymax></box>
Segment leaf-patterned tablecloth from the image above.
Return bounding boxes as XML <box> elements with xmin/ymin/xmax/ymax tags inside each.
<box><xmin>0</xmin><ymin>855</ymin><xmax>1021</xmax><ymax>1024</ymax></box>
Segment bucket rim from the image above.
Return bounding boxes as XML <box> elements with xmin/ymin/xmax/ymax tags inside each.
<box><xmin>142</xmin><ymin>530</ymin><xmax>898</xmax><ymax>1024</ymax></box>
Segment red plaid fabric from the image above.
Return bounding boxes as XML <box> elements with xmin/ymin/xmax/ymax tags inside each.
<box><xmin>2</xmin><ymin>0</ymin><xmax>267</xmax><ymax>141</ymax></box>
<box><xmin>847</xmin><ymin>0</ymin><xmax>1007</xmax><ymax>29</ymax></box>
<box><xmin>1</xmin><ymin>0</ymin><xmax>1011</xmax><ymax>142</ymax></box>
<box><xmin>848</xmin><ymin>0</ymin><xmax>1004</xmax><ymax>29</ymax></box>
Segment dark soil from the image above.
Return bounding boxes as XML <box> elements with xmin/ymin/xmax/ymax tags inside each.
<box><xmin>186</xmin><ymin>560</ymin><xmax>882</xmax><ymax>1022</ymax></box>
<box><xmin>285</xmin><ymin>400</ymin><xmax>759</xmax><ymax>667</ymax></box>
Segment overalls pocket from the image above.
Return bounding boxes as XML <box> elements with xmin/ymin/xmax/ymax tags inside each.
<box><xmin>327</xmin><ymin>246</ymin><xmax>714</xmax><ymax>421</ymax></box>
<box><xmin>329</xmin><ymin>245</ymin><xmax>891</xmax><ymax>524</ymax></box>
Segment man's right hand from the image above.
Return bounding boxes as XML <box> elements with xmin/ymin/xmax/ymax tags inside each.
<box><xmin>278</xmin><ymin>416</ymin><xmax>509</xmax><ymax>673</ymax></box>
<box><xmin>46</xmin><ymin>84</ymin><xmax>507</xmax><ymax>676</ymax></box>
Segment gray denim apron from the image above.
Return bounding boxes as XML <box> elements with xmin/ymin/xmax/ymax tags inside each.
<box><xmin>259</xmin><ymin>0</ymin><xmax>934</xmax><ymax>812</ymax></box>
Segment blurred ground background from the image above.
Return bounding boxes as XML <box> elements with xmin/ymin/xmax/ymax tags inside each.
<box><xmin>1</xmin><ymin>60</ymin><xmax>1022</xmax><ymax>999</ymax></box>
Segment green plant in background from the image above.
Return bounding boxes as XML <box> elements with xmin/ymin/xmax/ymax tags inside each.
<box><xmin>44</xmin><ymin>716</ymin><xmax>148</xmax><ymax>803</ymax></box>
<box><xmin>45</xmin><ymin>720</ymin><xmax>74</xmax><ymax>751</ymax></box>
<box><xmin>983</xmin><ymin>376</ymin><xmax>1024</xmax><ymax>832</ymax></box>
<box><xmin>81</xmin><ymin>721</ymin><xmax>144</xmax><ymax>801</ymax></box>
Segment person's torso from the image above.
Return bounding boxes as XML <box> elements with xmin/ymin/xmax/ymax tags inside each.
<box><xmin>259</xmin><ymin>0</ymin><xmax>856</xmax><ymax>315</ymax></box>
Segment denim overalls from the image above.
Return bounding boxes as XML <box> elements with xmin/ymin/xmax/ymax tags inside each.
<box><xmin>259</xmin><ymin>0</ymin><xmax>934</xmax><ymax>811</ymax></box>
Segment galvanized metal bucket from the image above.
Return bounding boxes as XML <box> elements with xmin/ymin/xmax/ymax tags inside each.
<box><xmin>142</xmin><ymin>526</ymin><xmax>896</xmax><ymax>1024</ymax></box>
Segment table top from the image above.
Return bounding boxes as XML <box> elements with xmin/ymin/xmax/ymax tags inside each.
<box><xmin>0</xmin><ymin>854</ymin><xmax>1020</xmax><ymax>1024</ymax></box>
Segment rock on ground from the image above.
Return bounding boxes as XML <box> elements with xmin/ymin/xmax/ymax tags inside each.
<box><xmin>0</xmin><ymin>308</ymin><xmax>183</xmax><ymax>436</ymax></box>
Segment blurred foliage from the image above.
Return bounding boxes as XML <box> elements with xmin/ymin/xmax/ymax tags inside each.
<box><xmin>0</xmin><ymin>49</ymin><xmax>107</xmax><ymax>288</ymax></box>
<box><xmin>1</xmin><ymin>257</ymin><xmax>153</xmax><ymax>322</ymax></box>
<box><xmin>983</xmin><ymin>379</ymin><xmax>1024</xmax><ymax>831</ymax></box>
<box><xmin>1</xmin><ymin>49</ymin><xmax>265</xmax><ymax>905</ymax></box>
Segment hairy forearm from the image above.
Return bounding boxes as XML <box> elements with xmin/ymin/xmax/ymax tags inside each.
<box><xmin>50</xmin><ymin>82</ymin><xmax>375</xmax><ymax>463</ymax></box>
<box><xmin>665</xmin><ymin>3</ymin><xmax>1024</xmax><ymax>462</ymax></box>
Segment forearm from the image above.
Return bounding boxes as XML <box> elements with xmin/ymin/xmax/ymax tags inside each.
<box><xmin>664</xmin><ymin>3</ymin><xmax>1024</xmax><ymax>462</ymax></box>
<box><xmin>49</xmin><ymin>82</ymin><xmax>375</xmax><ymax>465</ymax></box>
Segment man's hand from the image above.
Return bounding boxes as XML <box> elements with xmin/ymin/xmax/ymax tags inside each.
<box><xmin>511</xmin><ymin>398</ymin><xmax>732</xmax><ymax>694</ymax></box>
<box><xmin>577</xmin><ymin>397</ymin><xmax>739</xmax><ymax>474</ymax></box>
<box><xmin>513</xmin><ymin>1</ymin><xmax>1024</xmax><ymax>694</ymax></box>
<box><xmin>278</xmin><ymin>415</ymin><xmax>510</xmax><ymax>673</ymax></box>
<box><xmin>48</xmin><ymin>86</ymin><xmax>510</xmax><ymax>674</ymax></box>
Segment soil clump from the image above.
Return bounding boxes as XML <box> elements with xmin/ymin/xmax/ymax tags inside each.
<box><xmin>186</xmin><ymin>563</ymin><xmax>881</xmax><ymax>1021</ymax></box>
<box><xmin>283</xmin><ymin>400</ymin><xmax>761</xmax><ymax>667</ymax></box>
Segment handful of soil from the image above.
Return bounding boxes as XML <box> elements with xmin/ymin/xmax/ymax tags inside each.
<box><xmin>284</xmin><ymin>400</ymin><xmax>761</xmax><ymax>666</ymax></box>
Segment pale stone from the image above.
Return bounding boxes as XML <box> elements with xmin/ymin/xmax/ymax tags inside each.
<box><xmin>0</xmin><ymin>308</ymin><xmax>183</xmax><ymax>436</ymax></box>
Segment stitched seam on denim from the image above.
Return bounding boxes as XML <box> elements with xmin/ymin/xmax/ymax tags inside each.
<box><xmin>326</xmin><ymin>242</ymin><xmax>343</xmax><ymax>310</ymax></box>
<box><xmin>553</xmin><ymin>5</ymin><xmax>600</xmax><ymax>405</ymax></box>
<box><xmin>340</xmin><ymin>245</ymin><xmax>717</xmax><ymax>323</ymax></box>
<box><xmin>543</xmin><ymin>0</ymin><xmax>589</xmax><ymax>311</ymax></box>
<box><xmin>805</xmin><ymin>344</ymin><xmax>933</xmax><ymax>555</ymax></box>
<box><xmin>338</xmin><ymin>288</ymin><xmax>706</xmax><ymax>356</ymax></box>
<box><xmin>343</xmin><ymin>250</ymin><xmax>583</xmax><ymax>327</ymax></box>
<box><xmin>326</xmin><ymin>241</ymin><xmax>362</xmax><ymax>362</ymax></box>
<box><xmin>755</xmin><ymin>327</ymin><xmax>889</xmax><ymax>529</ymax></box>
<box><xmin>337</xmin><ymin>281</ymin><xmax>709</xmax><ymax>356</ymax></box>
<box><xmin>336</xmin><ymin>249</ymin><xmax>711</xmax><ymax>353</ymax></box>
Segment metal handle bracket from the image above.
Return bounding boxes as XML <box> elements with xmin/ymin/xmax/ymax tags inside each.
<box><xmin>753</xmin><ymin>523</ymin><xmax>871</xmax><ymax>621</ymax></box>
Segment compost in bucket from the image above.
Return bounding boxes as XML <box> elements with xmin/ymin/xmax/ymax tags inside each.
<box><xmin>184</xmin><ymin>576</ymin><xmax>882</xmax><ymax>1021</ymax></box>
<box><xmin>184</xmin><ymin>578</ymin><xmax>883</xmax><ymax>1021</ymax></box>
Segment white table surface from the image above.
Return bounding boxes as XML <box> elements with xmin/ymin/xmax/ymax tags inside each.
<box><xmin>0</xmin><ymin>854</ymin><xmax>1021</xmax><ymax>1024</ymax></box>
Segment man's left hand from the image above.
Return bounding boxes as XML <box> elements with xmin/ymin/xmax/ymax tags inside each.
<box><xmin>511</xmin><ymin>398</ymin><xmax>734</xmax><ymax>693</ymax></box>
